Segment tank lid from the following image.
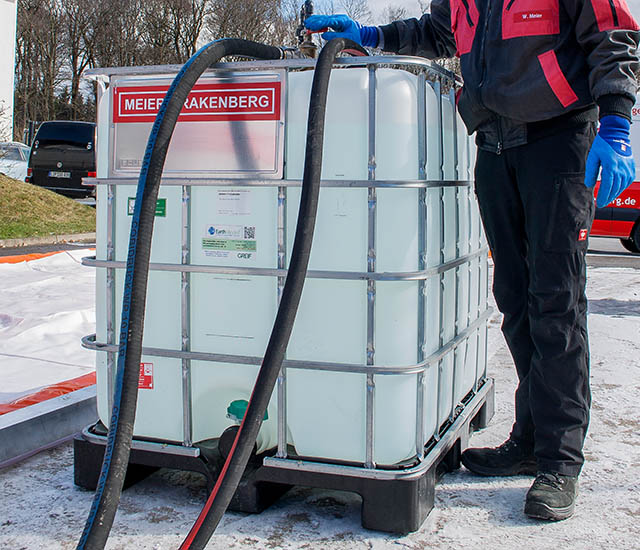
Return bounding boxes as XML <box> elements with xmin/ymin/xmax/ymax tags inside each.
<box><xmin>227</xmin><ymin>399</ymin><xmax>268</xmax><ymax>423</ymax></box>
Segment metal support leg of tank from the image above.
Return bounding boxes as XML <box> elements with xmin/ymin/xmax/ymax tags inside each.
<box><xmin>471</xmin><ymin>379</ymin><xmax>495</xmax><ymax>432</ymax></box>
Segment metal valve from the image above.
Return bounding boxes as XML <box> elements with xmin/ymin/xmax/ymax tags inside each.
<box><xmin>296</xmin><ymin>0</ymin><xmax>318</xmax><ymax>58</ymax></box>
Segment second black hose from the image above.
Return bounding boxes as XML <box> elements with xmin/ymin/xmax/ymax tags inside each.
<box><xmin>180</xmin><ymin>37</ymin><xmax>367</xmax><ymax>550</ymax></box>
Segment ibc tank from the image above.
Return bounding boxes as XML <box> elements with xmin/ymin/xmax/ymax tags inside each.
<box><xmin>88</xmin><ymin>57</ymin><xmax>489</xmax><ymax>466</ymax></box>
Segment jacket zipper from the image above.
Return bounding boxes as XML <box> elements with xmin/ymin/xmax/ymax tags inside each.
<box><xmin>460</xmin><ymin>0</ymin><xmax>475</xmax><ymax>27</ymax></box>
<box><xmin>506</xmin><ymin>0</ymin><xmax>517</xmax><ymax>11</ymax></box>
<box><xmin>607</xmin><ymin>0</ymin><xmax>619</xmax><ymax>26</ymax></box>
<box><xmin>478</xmin><ymin>0</ymin><xmax>493</xmax><ymax>90</ymax></box>
<box><xmin>479</xmin><ymin>0</ymin><xmax>502</xmax><ymax>153</ymax></box>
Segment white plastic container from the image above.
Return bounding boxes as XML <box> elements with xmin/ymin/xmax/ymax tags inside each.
<box><xmin>90</xmin><ymin>59</ymin><xmax>488</xmax><ymax>465</ymax></box>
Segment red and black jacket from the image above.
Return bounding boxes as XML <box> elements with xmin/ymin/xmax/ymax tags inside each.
<box><xmin>380</xmin><ymin>0</ymin><xmax>640</xmax><ymax>151</ymax></box>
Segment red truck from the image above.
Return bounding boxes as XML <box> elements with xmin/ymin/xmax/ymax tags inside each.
<box><xmin>590</xmin><ymin>104</ymin><xmax>640</xmax><ymax>254</ymax></box>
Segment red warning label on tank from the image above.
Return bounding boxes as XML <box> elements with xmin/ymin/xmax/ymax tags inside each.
<box><xmin>113</xmin><ymin>82</ymin><xmax>281</xmax><ymax>123</ymax></box>
<box><xmin>139</xmin><ymin>362</ymin><xmax>154</xmax><ymax>389</ymax></box>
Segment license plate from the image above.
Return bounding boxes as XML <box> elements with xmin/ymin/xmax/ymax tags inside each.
<box><xmin>48</xmin><ymin>171</ymin><xmax>71</xmax><ymax>178</ymax></box>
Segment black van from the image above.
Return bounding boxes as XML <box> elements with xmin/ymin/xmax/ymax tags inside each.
<box><xmin>26</xmin><ymin>121</ymin><xmax>96</xmax><ymax>197</ymax></box>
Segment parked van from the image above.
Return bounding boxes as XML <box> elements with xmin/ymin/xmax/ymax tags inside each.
<box><xmin>590</xmin><ymin>100</ymin><xmax>640</xmax><ymax>254</ymax></box>
<box><xmin>26</xmin><ymin>121</ymin><xmax>96</xmax><ymax>198</ymax></box>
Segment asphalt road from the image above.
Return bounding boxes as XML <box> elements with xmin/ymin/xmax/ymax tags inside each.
<box><xmin>587</xmin><ymin>236</ymin><xmax>640</xmax><ymax>268</ymax></box>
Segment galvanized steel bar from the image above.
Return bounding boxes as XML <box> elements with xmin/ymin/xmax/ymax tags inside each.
<box><xmin>82</xmin><ymin>426</ymin><xmax>200</xmax><ymax>458</ymax></box>
<box><xmin>276</xmin><ymin>67</ymin><xmax>291</xmax><ymax>458</ymax></box>
<box><xmin>262</xmin><ymin>379</ymin><xmax>493</xmax><ymax>479</ymax></box>
<box><xmin>81</xmin><ymin>248</ymin><xmax>488</xmax><ymax>282</ymax></box>
<box><xmin>470</xmin><ymin>188</ymin><xmax>480</xmax><ymax>394</ymax></box>
<box><xmin>435</xmin><ymin>80</ymin><xmax>444</xmax><ymax>182</ymax></box>
<box><xmin>451</xmin><ymin>185</ymin><xmax>461</xmax><ymax>423</ymax></box>
<box><xmin>450</xmin><ymin>88</ymin><xmax>459</xmax><ymax>181</ymax></box>
<box><xmin>483</xmin><ymin>253</ymin><xmax>490</xmax><ymax>381</ymax></box>
<box><xmin>81</xmin><ymin>307</ymin><xmax>492</xmax><ymax>376</ymax></box>
<box><xmin>85</xmin><ymin>55</ymin><xmax>462</xmax><ymax>84</ymax></box>
<box><xmin>106</xmin><ymin>183</ymin><xmax>115</xmax><ymax>418</ymax></box>
<box><xmin>436</xmin><ymin>126</ymin><xmax>446</xmax><ymax>438</ymax></box>
<box><xmin>415</xmin><ymin>71</ymin><xmax>427</xmax><ymax>460</ymax></box>
<box><xmin>88</xmin><ymin>177</ymin><xmax>473</xmax><ymax>189</ymax></box>
<box><xmin>276</xmin><ymin>184</ymin><xmax>288</xmax><ymax>458</ymax></box>
<box><xmin>365</xmin><ymin>64</ymin><xmax>377</xmax><ymax>469</ymax></box>
<box><xmin>181</xmin><ymin>185</ymin><xmax>193</xmax><ymax>447</ymax></box>
<box><xmin>417</xmin><ymin>73</ymin><xmax>428</xmax><ymax>182</ymax></box>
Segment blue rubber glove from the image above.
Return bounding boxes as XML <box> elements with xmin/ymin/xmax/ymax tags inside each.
<box><xmin>585</xmin><ymin>115</ymin><xmax>636</xmax><ymax>208</ymax></box>
<box><xmin>304</xmin><ymin>14</ymin><xmax>379</xmax><ymax>48</ymax></box>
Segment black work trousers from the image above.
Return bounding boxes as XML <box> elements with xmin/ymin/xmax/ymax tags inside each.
<box><xmin>474</xmin><ymin>123</ymin><xmax>596</xmax><ymax>476</ymax></box>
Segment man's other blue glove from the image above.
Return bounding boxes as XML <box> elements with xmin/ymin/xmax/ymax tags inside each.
<box><xmin>585</xmin><ymin>115</ymin><xmax>636</xmax><ymax>208</ymax></box>
<box><xmin>304</xmin><ymin>14</ymin><xmax>379</xmax><ymax>48</ymax></box>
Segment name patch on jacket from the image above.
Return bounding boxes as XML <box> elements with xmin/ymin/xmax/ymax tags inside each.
<box><xmin>514</xmin><ymin>10</ymin><xmax>554</xmax><ymax>22</ymax></box>
<box><xmin>502</xmin><ymin>0</ymin><xmax>560</xmax><ymax>39</ymax></box>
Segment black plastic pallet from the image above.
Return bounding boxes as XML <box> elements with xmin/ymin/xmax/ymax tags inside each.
<box><xmin>74</xmin><ymin>379</ymin><xmax>494</xmax><ymax>534</ymax></box>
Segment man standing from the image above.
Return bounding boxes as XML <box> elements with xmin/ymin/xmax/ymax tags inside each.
<box><xmin>306</xmin><ymin>0</ymin><xmax>639</xmax><ymax>521</ymax></box>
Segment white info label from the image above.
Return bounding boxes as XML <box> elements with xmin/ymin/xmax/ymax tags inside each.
<box><xmin>217</xmin><ymin>189</ymin><xmax>251</xmax><ymax>216</ymax></box>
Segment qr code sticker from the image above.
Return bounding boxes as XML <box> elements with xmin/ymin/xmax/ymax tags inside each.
<box><xmin>244</xmin><ymin>226</ymin><xmax>256</xmax><ymax>239</ymax></box>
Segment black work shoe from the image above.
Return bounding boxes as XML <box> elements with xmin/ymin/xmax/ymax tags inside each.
<box><xmin>461</xmin><ymin>439</ymin><xmax>537</xmax><ymax>476</ymax></box>
<box><xmin>524</xmin><ymin>472</ymin><xmax>578</xmax><ymax>521</ymax></box>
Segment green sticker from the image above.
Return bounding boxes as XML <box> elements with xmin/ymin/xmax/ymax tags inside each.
<box><xmin>202</xmin><ymin>238</ymin><xmax>257</xmax><ymax>251</ymax></box>
<box><xmin>128</xmin><ymin>197</ymin><xmax>166</xmax><ymax>217</ymax></box>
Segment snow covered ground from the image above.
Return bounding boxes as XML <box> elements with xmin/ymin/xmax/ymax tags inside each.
<box><xmin>0</xmin><ymin>255</ymin><xmax>638</xmax><ymax>549</ymax></box>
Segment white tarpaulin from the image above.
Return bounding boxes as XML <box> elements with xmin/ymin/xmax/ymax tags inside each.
<box><xmin>0</xmin><ymin>249</ymin><xmax>95</xmax><ymax>403</ymax></box>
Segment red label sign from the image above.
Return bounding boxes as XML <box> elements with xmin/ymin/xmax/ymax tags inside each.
<box><xmin>579</xmin><ymin>229</ymin><xmax>588</xmax><ymax>241</ymax></box>
<box><xmin>113</xmin><ymin>81</ymin><xmax>282</xmax><ymax>123</ymax></box>
<box><xmin>139</xmin><ymin>362</ymin><xmax>154</xmax><ymax>389</ymax></box>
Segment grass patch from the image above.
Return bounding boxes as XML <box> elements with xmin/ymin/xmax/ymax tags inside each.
<box><xmin>0</xmin><ymin>175</ymin><xmax>96</xmax><ymax>239</ymax></box>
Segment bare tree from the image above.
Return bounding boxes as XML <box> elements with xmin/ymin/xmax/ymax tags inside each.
<box><xmin>61</xmin><ymin>0</ymin><xmax>93</xmax><ymax>119</ymax></box>
<box><xmin>89</xmin><ymin>0</ymin><xmax>147</xmax><ymax>67</ymax></box>
<box><xmin>270</xmin><ymin>0</ymin><xmax>300</xmax><ymax>47</ymax></box>
<box><xmin>339</xmin><ymin>0</ymin><xmax>371</xmax><ymax>23</ymax></box>
<box><xmin>161</xmin><ymin>0</ymin><xmax>210</xmax><ymax>61</ymax></box>
<box><xmin>314</xmin><ymin>0</ymin><xmax>336</xmax><ymax>15</ymax></box>
<box><xmin>435</xmin><ymin>56</ymin><xmax>461</xmax><ymax>77</ymax></box>
<box><xmin>138</xmin><ymin>0</ymin><xmax>179</xmax><ymax>64</ymax></box>
<box><xmin>417</xmin><ymin>0</ymin><xmax>430</xmax><ymax>14</ymax></box>
<box><xmin>14</xmin><ymin>0</ymin><xmax>66</xmax><ymax>128</ymax></box>
<box><xmin>175</xmin><ymin>0</ymin><xmax>210</xmax><ymax>58</ymax></box>
<box><xmin>205</xmin><ymin>0</ymin><xmax>284</xmax><ymax>44</ymax></box>
<box><xmin>38</xmin><ymin>0</ymin><xmax>65</xmax><ymax>119</ymax></box>
<box><xmin>383</xmin><ymin>5</ymin><xmax>408</xmax><ymax>23</ymax></box>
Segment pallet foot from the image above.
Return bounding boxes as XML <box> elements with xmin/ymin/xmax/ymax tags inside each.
<box><xmin>74</xmin><ymin>435</ymin><xmax>159</xmax><ymax>491</ymax></box>
<box><xmin>360</xmin><ymin>472</ymin><xmax>436</xmax><ymax>534</ymax></box>
<box><xmin>73</xmin><ymin>428</ymin><xmax>291</xmax><ymax>514</ymax></box>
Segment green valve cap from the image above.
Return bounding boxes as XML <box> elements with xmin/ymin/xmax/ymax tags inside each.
<box><xmin>227</xmin><ymin>399</ymin><xmax>268</xmax><ymax>423</ymax></box>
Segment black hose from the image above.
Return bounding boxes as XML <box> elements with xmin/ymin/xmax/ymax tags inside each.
<box><xmin>76</xmin><ymin>39</ymin><xmax>285</xmax><ymax>550</ymax></box>
<box><xmin>77</xmin><ymin>35</ymin><xmax>366</xmax><ymax>550</ymax></box>
<box><xmin>180</xmin><ymin>37</ymin><xmax>366</xmax><ymax>550</ymax></box>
